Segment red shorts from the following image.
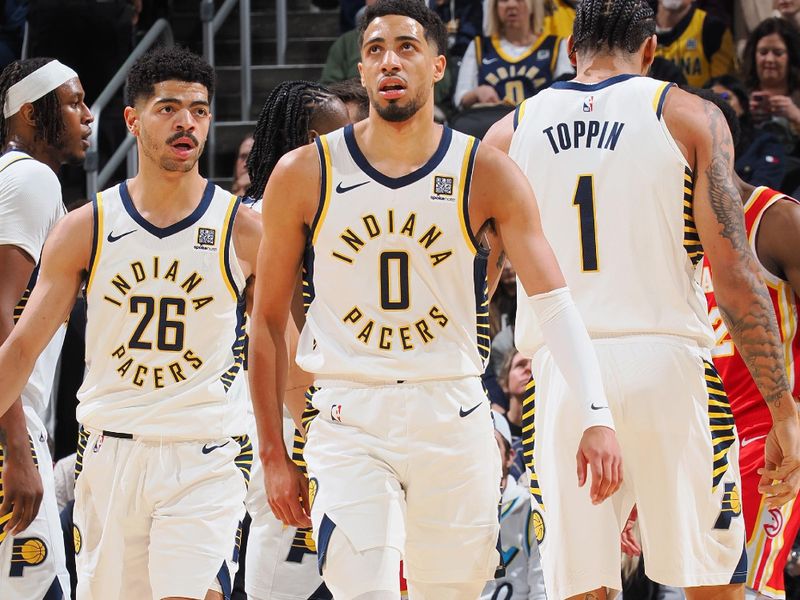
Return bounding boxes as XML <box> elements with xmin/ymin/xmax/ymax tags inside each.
<box><xmin>740</xmin><ymin>434</ymin><xmax>800</xmax><ymax>598</ymax></box>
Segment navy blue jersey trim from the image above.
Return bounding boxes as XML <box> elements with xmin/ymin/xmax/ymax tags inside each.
<box><xmin>119</xmin><ymin>179</ymin><xmax>214</xmax><ymax>239</ymax></box>
<box><xmin>343</xmin><ymin>124</ymin><xmax>453</xmax><ymax>189</ymax></box>
<box><xmin>88</xmin><ymin>194</ymin><xmax>100</xmax><ymax>280</ymax></box>
<box><xmin>656</xmin><ymin>82</ymin><xmax>674</xmax><ymax>120</ymax></box>
<box><xmin>316</xmin><ymin>514</ymin><xmax>336</xmax><ymax>575</ymax></box>
<box><xmin>461</xmin><ymin>138</ymin><xmax>485</xmax><ymax>255</ymax></box>
<box><xmin>310</xmin><ymin>137</ymin><xmax>328</xmax><ymax>236</ymax></box>
<box><xmin>223</xmin><ymin>196</ymin><xmax>242</xmax><ymax>298</ymax></box>
<box><xmin>551</xmin><ymin>73</ymin><xmax>638</xmax><ymax>92</ymax></box>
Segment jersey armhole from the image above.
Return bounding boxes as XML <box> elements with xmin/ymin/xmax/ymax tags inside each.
<box><xmin>458</xmin><ymin>137</ymin><xmax>485</xmax><ymax>255</ymax></box>
<box><xmin>220</xmin><ymin>194</ymin><xmax>243</xmax><ymax>301</ymax></box>
<box><xmin>309</xmin><ymin>136</ymin><xmax>332</xmax><ymax>245</ymax></box>
<box><xmin>475</xmin><ymin>36</ymin><xmax>483</xmax><ymax>64</ymax></box>
<box><xmin>653</xmin><ymin>81</ymin><xmax>673</xmax><ymax>120</ymax></box>
<box><xmin>86</xmin><ymin>192</ymin><xmax>103</xmax><ymax>294</ymax></box>
<box><xmin>513</xmin><ymin>99</ymin><xmax>528</xmax><ymax>131</ymax></box>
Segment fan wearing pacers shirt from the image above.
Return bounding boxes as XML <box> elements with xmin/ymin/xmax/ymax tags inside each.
<box><xmin>698</xmin><ymin>90</ymin><xmax>800</xmax><ymax>600</ymax></box>
<box><xmin>241</xmin><ymin>80</ymin><xmax>348</xmax><ymax>600</ymax></box>
<box><xmin>0</xmin><ymin>46</ymin><xmax>262</xmax><ymax>600</ymax></box>
<box><xmin>0</xmin><ymin>57</ymin><xmax>92</xmax><ymax>600</ymax></box>
<box><xmin>249</xmin><ymin>1</ymin><xmax>622</xmax><ymax>598</ymax></box>
<box><xmin>484</xmin><ymin>1</ymin><xmax>800</xmax><ymax>598</ymax></box>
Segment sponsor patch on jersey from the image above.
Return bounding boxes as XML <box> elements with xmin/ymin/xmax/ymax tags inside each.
<box><xmin>431</xmin><ymin>175</ymin><xmax>455</xmax><ymax>202</ymax></box>
<box><xmin>197</xmin><ymin>227</ymin><xmax>216</xmax><ymax>246</ymax></box>
<box><xmin>686</xmin><ymin>38</ymin><xmax>697</xmax><ymax>50</ymax></box>
<box><xmin>536</xmin><ymin>49</ymin><xmax>551</xmax><ymax>60</ymax></box>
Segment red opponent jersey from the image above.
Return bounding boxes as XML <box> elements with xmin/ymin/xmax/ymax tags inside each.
<box><xmin>702</xmin><ymin>186</ymin><xmax>800</xmax><ymax>440</ymax></box>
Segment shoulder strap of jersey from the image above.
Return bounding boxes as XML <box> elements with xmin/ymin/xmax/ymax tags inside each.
<box><xmin>652</xmin><ymin>81</ymin><xmax>673</xmax><ymax>120</ymax></box>
<box><xmin>475</xmin><ymin>36</ymin><xmax>483</xmax><ymax>63</ymax></box>
<box><xmin>744</xmin><ymin>186</ymin><xmax>786</xmax><ymax>238</ymax></box>
<box><xmin>0</xmin><ymin>153</ymin><xmax>32</xmax><ymax>174</ymax></box>
<box><xmin>86</xmin><ymin>190</ymin><xmax>105</xmax><ymax>294</ymax></box>
<box><xmin>310</xmin><ymin>134</ymin><xmax>332</xmax><ymax>245</ymax></box>
<box><xmin>220</xmin><ymin>192</ymin><xmax>242</xmax><ymax>301</ymax></box>
<box><xmin>513</xmin><ymin>98</ymin><xmax>529</xmax><ymax>131</ymax></box>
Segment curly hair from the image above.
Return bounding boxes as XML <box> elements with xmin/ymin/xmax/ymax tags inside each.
<box><xmin>572</xmin><ymin>0</ymin><xmax>655</xmax><ymax>55</ymax></box>
<box><xmin>359</xmin><ymin>0</ymin><xmax>448</xmax><ymax>55</ymax></box>
<box><xmin>245</xmin><ymin>80</ymin><xmax>340</xmax><ymax>200</ymax></box>
<box><xmin>742</xmin><ymin>17</ymin><xmax>800</xmax><ymax>93</ymax></box>
<box><xmin>126</xmin><ymin>45</ymin><xmax>215</xmax><ymax>106</ymax></box>
<box><xmin>0</xmin><ymin>57</ymin><xmax>65</xmax><ymax>147</ymax></box>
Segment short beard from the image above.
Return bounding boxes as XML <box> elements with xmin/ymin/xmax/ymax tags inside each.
<box><xmin>370</xmin><ymin>90</ymin><xmax>424</xmax><ymax>122</ymax></box>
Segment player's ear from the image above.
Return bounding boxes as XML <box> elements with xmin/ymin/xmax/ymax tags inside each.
<box><xmin>358</xmin><ymin>62</ymin><xmax>366</xmax><ymax>88</ymax></box>
<box><xmin>17</xmin><ymin>102</ymin><xmax>36</xmax><ymax>128</ymax></box>
<box><xmin>432</xmin><ymin>53</ymin><xmax>446</xmax><ymax>84</ymax></box>
<box><xmin>307</xmin><ymin>129</ymin><xmax>320</xmax><ymax>143</ymax></box>
<box><xmin>640</xmin><ymin>34</ymin><xmax>657</xmax><ymax>75</ymax></box>
<box><xmin>123</xmin><ymin>106</ymin><xmax>139</xmax><ymax>137</ymax></box>
<box><xmin>567</xmin><ymin>35</ymin><xmax>577</xmax><ymax>68</ymax></box>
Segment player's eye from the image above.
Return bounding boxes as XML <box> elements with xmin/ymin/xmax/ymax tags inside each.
<box><xmin>194</xmin><ymin>108</ymin><xmax>208</xmax><ymax>117</ymax></box>
<box><xmin>160</xmin><ymin>105</ymin><xmax>174</xmax><ymax>113</ymax></box>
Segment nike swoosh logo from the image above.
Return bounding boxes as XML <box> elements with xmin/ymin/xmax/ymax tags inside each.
<box><xmin>483</xmin><ymin>58</ymin><xmax>498</xmax><ymax>65</ymax></box>
<box><xmin>459</xmin><ymin>403</ymin><xmax>482</xmax><ymax>418</ymax></box>
<box><xmin>741</xmin><ymin>434</ymin><xmax>767</xmax><ymax>448</ymax></box>
<box><xmin>201</xmin><ymin>440</ymin><xmax>231</xmax><ymax>454</ymax></box>
<box><xmin>107</xmin><ymin>230</ymin><xmax>137</xmax><ymax>242</ymax></box>
<box><xmin>336</xmin><ymin>181</ymin><xmax>370</xmax><ymax>194</ymax></box>
<box><xmin>590</xmin><ymin>403</ymin><xmax>608</xmax><ymax>410</ymax></box>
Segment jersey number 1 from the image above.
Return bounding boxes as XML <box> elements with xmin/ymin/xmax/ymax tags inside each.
<box><xmin>572</xmin><ymin>175</ymin><xmax>598</xmax><ymax>272</ymax></box>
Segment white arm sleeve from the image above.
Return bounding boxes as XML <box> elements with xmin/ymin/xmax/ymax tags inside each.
<box><xmin>0</xmin><ymin>159</ymin><xmax>64</xmax><ymax>263</ymax></box>
<box><xmin>518</xmin><ymin>287</ymin><xmax>615</xmax><ymax>432</ymax></box>
<box><xmin>454</xmin><ymin>39</ymin><xmax>479</xmax><ymax>108</ymax></box>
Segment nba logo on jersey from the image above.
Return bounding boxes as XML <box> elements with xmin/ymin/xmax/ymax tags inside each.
<box><xmin>583</xmin><ymin>96</ymin><xmax>594</xmax><ymax>112</ymax></box>
<box><xmin>330</xmin><ymin>404</ymin><xmax>342</xmax><ymax>423</ymax></box>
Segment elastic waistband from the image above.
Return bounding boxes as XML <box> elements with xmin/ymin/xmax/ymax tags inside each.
<box><xmin>313</xmin><ymin>375</ymin><xmax>478</xmax><ymax>389</ymax></box>
<box><xmin>80</xmin><ymin>425</ymin><xmax>245</xmax><ymax>444</ymax></box>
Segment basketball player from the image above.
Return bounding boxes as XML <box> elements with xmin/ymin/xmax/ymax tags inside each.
<box><xmin>0</xmin><ymin>57</ymin><xmax>91</xmax><ymax>600</ymax></box>
<box><xmin>483</xmin><ymin>1</ymin><xmax>800</xmax><ymax>598</ymax></box>
<box><xmin>242</xmin><ymin>80</ymin><xmax>348</xmax><ymax>600</ymax></box>
<box><xmin>699</xmin><ymin>90</ymin><xmax>800</xmax><ymax>600</ymax></box>
<box><xmin>0</xmin><ymin>46</ymin><xmax>261</xmax><ymax>600</ymax></box>
<box><xmin>249</xmin><ymin>1</ymin><xmax>623</xmax><ymax>598</ymax></box>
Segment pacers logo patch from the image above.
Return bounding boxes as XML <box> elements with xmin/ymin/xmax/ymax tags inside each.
<box><xmin>713</xmin><ymin>482</ymin><xmax>742</xmax><ymax>530</ymax></box>
<box><xmin>529</xmin><ymin>509</ymin><xmax>545</xmax><ymax>545</ymax></box>
<box><xmin>308</xmin><ymin>477</ymin><xmax>318</xmax><ymax>510</ymax></box>
<box><xmin>10</xmin><ymin>537</ymin><xmax>47</xmax><ymax>576</ymax></box>
<box><xmin>73</xmin><ymin>525</ymin><xmax>82</xmax><ymax>555</ymax></box>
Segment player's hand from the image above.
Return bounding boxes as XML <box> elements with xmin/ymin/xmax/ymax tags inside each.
<box><xmin>0</xmin><ymin>445</ymin><xmax>43</xmax><ymax>535</ymax></box>
<box><xmin>263</xmin><ymin>452</ymin><xmax>311</xmax><ymax>528</ymax></box>
<box><xmin>758</xmin><ymin>413</ymin><xmax>800</xmax><ymax>508</ymax></box>
<box><xmin>576</xmin><ymin>425</ymin><xmax>622</xmax><ymax>505</ymax></box>
<box><xmin>474</xmin><ymin>85</ymin><xmax>502</xmax><ymax>105</ymax></box>
<box><xmin>620</xmin><ymin>505</ymin><xmax>641</xmax><ymax>557</ymax></box>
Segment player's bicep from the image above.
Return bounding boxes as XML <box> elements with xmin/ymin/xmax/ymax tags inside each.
<box><xmin>483</xmin><ymin>111</ymin><xmax>515</xmax><ymax>155</ymax></box>
<box><xmin>0</xmin><ymin>245</ymin><xmax>35</xmax><ymax>321</ymax></box>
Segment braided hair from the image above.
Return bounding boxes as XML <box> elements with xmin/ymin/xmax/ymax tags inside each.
<box><xmin>0</xmin><ymin>57</ymin><xmax>66</xmax><ymax>147</ymax></box>
<box><xmin>245</xmin><ymin>80</ymin><xmax>339</xmax><ymax>200</ymax></box>
<box><xmin>572</xmin><ymin>0</ymin><xmax>655</xmax><ymax>56</ymax></box>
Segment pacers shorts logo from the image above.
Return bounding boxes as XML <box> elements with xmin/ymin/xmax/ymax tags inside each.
<box><xmin>73</xmin><ymin>525</ymin><xmax>82</xmax><ymax>555</ymax></box>
<box><xmin>9</xmin><ymin>537</ymin><xmax>47</xmax><ymax>577</ymax></box>
<box><xmin>713</xmin><ymin>482</ymin><xmax>742</xmax><ymax>530</ymax></box>
<box><xmin>765</xmin><ymin>508</ymin><xmax>784</xmax><ymax>538</ymax></box>
<box><xmin>529</xmin><ymin>509</ymin><xmax>545</xmax><ymax>545</ymax></box>
<box><xmin>308</xmin><ymin>477</ymin><xmax>318</xmax><ymax>510</ymax></box>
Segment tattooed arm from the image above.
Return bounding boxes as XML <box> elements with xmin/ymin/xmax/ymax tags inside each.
<box><xmin>665</xmin><ymin>88</ymin><xmax>800</xmax><ymax>506</ymax></box>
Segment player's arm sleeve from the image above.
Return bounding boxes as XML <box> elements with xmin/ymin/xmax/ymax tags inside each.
<box><xmin>0</xmin><ymin>162</ymin><xmax>62</xmax><ymax>264</ymax></box>
<box><xmin>453</xmin><ymin>39</ymin><xmax>479</xmax><ymax>108</ymax></box>
<box><xmin>553</xmin><ymin>37</ymin><xmax>575</xmax><ymax>80</ymax></box>
<box><xmin>703</xmin><ymin>16</ymin><xmax>735</xmax><ymax>78</ymax></box>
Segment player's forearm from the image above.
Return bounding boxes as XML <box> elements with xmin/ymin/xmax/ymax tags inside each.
<box><xmin>715</xmin><ymin>268</ymin><xmax>795</xmax><ymax>419</ymax></box>
<box><xmin>0</xmin><ymin>312</ymin><xmax>37</xmax><ymax>420</ymax></box>
<box><xmin>249</xmin><ymin>318</ymin><xmax>291</xmax><ymax>463</ymax></box>
<box><xmin>0</xmin><ymin>400</ymin><xmax>31</xmax><ymax>456</ymax></box>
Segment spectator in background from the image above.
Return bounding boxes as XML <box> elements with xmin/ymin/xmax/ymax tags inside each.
<box><xmin>743</xmin><ymin>17</ymin><xmax>800</xmax><ymax>153</ymax></box>
<box><xmin>327</xmin><ymin>77</ymin><xmax>370</xmax><ymax>121</ymax></box>
<box><xmin>706</xmin><ymin>75</ymin><xmax>786</xmax><ymax>189</ymax></box>
<box><xmin>498</xmin><ymin>349</ymin><xmax>531</xmax><ymax>440</ymax></box>
<box><xmin>231</xmin><ymin>134</ymin><xmax>253</xmax><ymax>197</ymax></box>
<box><xmin>735</xmin><ymin>1</ymin><xmax>775</xmax><ymax>56</ymax></box>
<box><xmin>454</xmin><ymin>0</ymin><xmax>572</xmax><ymax>109</ymax></box>
<box><xmin>775</xmin><ymin>0</ymin><xmax>800</xmax><ymax>31</ymax></box>
<box><xmin>654</xmin><ymin>0</ymin><xmax>735</xmax><ymax>87</ymax></box>
<box><xmin>430</xmin><ymin>0</ymin><xmax>483</xmax><ymax>57</ymax></box>
<box><xmin>542</xmin><ymin>0</ymin><xmax>576</xmax><ymax>37</ymax></box>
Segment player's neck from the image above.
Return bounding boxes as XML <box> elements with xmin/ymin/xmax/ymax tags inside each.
<box><xmin>4</xmin><ymin>136</ymin><xmax>60</xmax><ymax>173</ymax></box>
<box><xmin>574</xmin><ymin>54</ymin><xmax>646</xmax><ymax>83</ymax></box>
<box><xmin>656</xmin><ymin>4</ymin><xmax>691</xmax><ymax>30</ymax></box>
<box><xmin>126</xmin><ymin>159</ymin><xmax>207</xmax><ymax>227</ymax></box>
<box><xmin>357</xmin><ymin>106</ymin><xmax>444</xmax><ymax>179</ymax></box>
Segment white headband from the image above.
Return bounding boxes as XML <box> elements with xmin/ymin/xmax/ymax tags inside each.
<box><xmin>3</xmin><ymin>60</ymin><xmax>78</xmax><ymax>118</ymax></box>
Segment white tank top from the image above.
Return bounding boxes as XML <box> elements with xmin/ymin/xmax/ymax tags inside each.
<box><xmin>509</xmin><ymin>74</ymin><xmax>714</xmax><ymax>354</ymax></box>
<box><xmin>296</xmin><ymin>124</ymin><xmax>490</xmax><ymax>382</ymax></box>
<box><xmin>77</xmin><ymin>181</ymin><xmax>249</xmax><ymax>439</ymax></box>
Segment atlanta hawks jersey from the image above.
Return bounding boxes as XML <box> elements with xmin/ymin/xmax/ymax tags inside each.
<box><xmin>509</xmin><ymin>75</ymin><xmax>714</xmax><ymax>354</ymax></box>
<box><xmin>0</xmin><ymin>151</ymin><xmax>66</xmax><ymax>419</ymax></box>
<box><xmin>77</xmin><ymin>181</ymin><xmax>249</xmax><ymax>438</ymax></box>
<box><xmin>296</xmin><ymin>124</ymin><xmax>490</xmax><ymax>382</ymax></box>
<box><xmin>702</xmin><ymin>186</ymin><xmax>800</xmax><ymax>440</ymax></box>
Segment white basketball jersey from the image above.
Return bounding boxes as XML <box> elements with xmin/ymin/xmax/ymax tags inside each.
<box><xmin>509</xmin><ymin>75</ymin><xmax>714</xmax><ymax>354</ymax></box>
<box><xmin>77</xmin><ymin>181</ymin><xmax>249</xmax><ymax>439</ymax></box>
<box><xmin>296</xmin><ymin>125</ymin><xmax>490</xmax><ymax>382</ymax></box>
<box><xmin>0</xmin><ymin>151</ymin><xmax>67</xmax><ymax>420</ymax></box>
